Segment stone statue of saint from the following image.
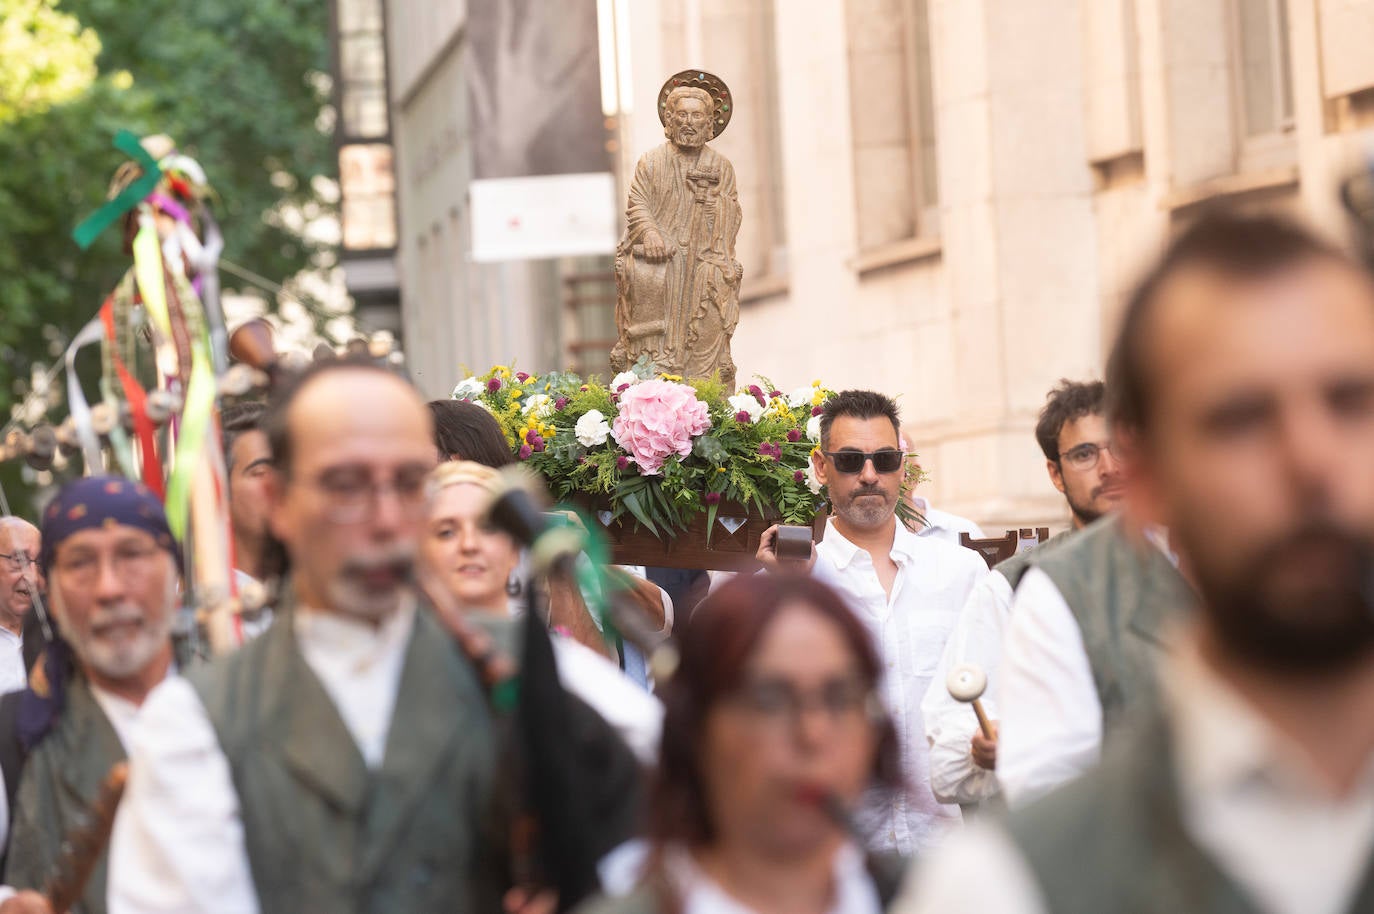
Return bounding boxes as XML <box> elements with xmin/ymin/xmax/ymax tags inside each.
<box><xmin>611</xmin><ymin>70</ymin><xmax>743</xmax><ymax>388</ymax></box>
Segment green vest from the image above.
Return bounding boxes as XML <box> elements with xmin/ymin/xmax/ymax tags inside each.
<box><xmin>4</xmin><ymin>678</ymin><xmax>125</xmax><ymax>914</ymax></box>
<box><xmin>190</xmin><ymin>600</ymin><xmax>504</xmax><ymax>914</ymax></box>
<box><xmin>1005</xmin><ymin>712</ymin><xmax>1374</xmax><ymax>913</ymax></box>
<box><xmin>1031</xmin><ymin>516</ymin><xmax>1194</xmax><ymax>736</ymax></box>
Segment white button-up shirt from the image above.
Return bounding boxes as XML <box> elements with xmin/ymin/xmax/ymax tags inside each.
<box><xmin>910</xmin><ymin>496</ymin><xmax>985</xmax><ymax>547</ymax></box>
<box><xmin>892</xmin><ymin>631</ymin><xmax>1374</xmax><ymax>914</ymax></box>
<box><xmin>813</xmin><ymin>519</ymin><xmax>986</xmax><ymax>854</ymax></box>
<box><xmin>0</xmin><ymin>626</ymin><xmax>25</xmax><ymax>696</ymax></box>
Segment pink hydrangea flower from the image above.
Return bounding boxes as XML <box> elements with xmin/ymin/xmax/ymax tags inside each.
<box><xmin>611</xmin><ymin>379</ymin><xmax>711</xmax><ymax>475</ymax></box>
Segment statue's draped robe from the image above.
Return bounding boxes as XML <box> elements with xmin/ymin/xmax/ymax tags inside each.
<box><xmin>613</xmin><ymin>142</ymin><xmax>742</xmax><ymax>384</ymax></box>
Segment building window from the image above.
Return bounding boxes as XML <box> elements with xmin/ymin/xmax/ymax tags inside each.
<box><xmin>1231</xmin><ymin>0</ymin><xmax>1295</xmax><ymax>168</ymax></box>
<box><xmin>846</xmin><ymin>0</ymin><xmax>939</xmax><ymax>259</ymax></box>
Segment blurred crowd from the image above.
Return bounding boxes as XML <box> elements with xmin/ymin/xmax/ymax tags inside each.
<box><xmin>0</xmin><ymin>207</ymin><xmax>1369</xmax><ymax>914</ymax></box>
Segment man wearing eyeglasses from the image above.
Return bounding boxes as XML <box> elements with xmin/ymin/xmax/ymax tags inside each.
<box><xmin>922</xmin><ymin>380</ymin><xmax>1126</xmax><ymax>813</ymax></box>
<box><xmin>760</xmin><ymin>389</ymin><xmax>986</xmax><ymax>855</ymax></box>
<box><xmin>0</xmin><ymin>519</ymin><xmax>41</xmax><ymax>695</ymax></box>
<box><xmin>110</xmin><ymin>359</ymin><xmax>640</xmax><ymax>914</ymax></box>
<box><xmin>0</xmin><ymin>477</ymin><xmax>183</xmax><ymax>914</ymax></box>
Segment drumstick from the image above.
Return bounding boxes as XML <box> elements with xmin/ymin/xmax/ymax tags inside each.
<box><xmin>946</xmin><ymin>663</ymin><xmax>996</xmax><ymax>740</ymax></box>
<box><xmin>43</xmin><ymin>761</ymin><xmax>129</xmax><ymax>912</ymax></box>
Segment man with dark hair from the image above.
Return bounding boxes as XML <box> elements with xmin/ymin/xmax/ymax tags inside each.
<box><xmin>220</xmin><ymin>401</ymin><xmax>275</xmax><ymax>640</ymax></box>
<box><xmin>760</xmin><ymin>389</ymin><xmax>985</xmax><ymax>854</ymax></box>
<box><xmin>902</xmin><ymin>208</ymin><xmax>1374</xmax><ymax>912</ymax></box>
<box><xmin>110</xmin><ymin>358</ymin><xmax>641</xmax><ymax>912</ymax></box>
<box><xmin>922</xmin><ymin>379</ymin><xmax>1125</xmax><ymax>810</ymax></box>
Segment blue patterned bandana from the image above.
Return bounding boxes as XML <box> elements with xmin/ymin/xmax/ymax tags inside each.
<box><xmin>39</xmin><ymin>475</ymin><xmax>179</xmax><ymax>576</ymax></box>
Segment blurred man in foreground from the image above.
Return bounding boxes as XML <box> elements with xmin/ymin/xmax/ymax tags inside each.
<box><xmin>900</xmin><ymin>210</ymin><xmax>1374</xmax><ymax>913</ymax></box>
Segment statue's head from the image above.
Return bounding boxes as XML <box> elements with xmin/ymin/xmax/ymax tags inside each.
<box><xmin>664</xmin><ymin>87</ymin><xmax>714</xmax><ymax>148</ymax></box>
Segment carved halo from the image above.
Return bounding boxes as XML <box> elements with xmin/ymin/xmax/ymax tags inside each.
<box><xmin>657</xmin><ymin>69</ymin><xmax>733</xmax><ymax>140</ymax></box>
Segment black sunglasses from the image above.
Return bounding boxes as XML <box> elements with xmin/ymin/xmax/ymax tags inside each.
<box><xmin>821</xmin><ymin>449</ymin><xmax>906</xmax><ymax>475</ymax></box>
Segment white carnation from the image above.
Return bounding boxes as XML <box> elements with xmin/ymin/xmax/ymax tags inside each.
<box><xmin>786</xmin><ymin>385</ymin><xmax>814</xmax><ymax>409</ymax></box>
<box><xmin>451</xmin><ymin>377</ymin><xmax>485</xmax><ymax>400</ymax></box>
<box><xmin>473</xmin><ymin>399</ymin><xmax>496</xmax><ymax>415</ymax></box>
<box><xmin>806</xmin><ymin>414</ymin><xmax>822</xmax><ymax>442</ymax></box>
<box><xmin>727</xmin><ymin>393</ymin><xmax>764</xmax><ymax>422</ymax></box>
<box><xmin>804</xmin><ymin>460</ymin><xmax>824</xmax><ymax>495</ymax></box>
<box><xmin>522</xmin><ymin>393</ymin><xmax>554</xmax><ymax>419</ymax></box>
<box><xmin>575</xmin><ymin>409</ymin><xmax>611</xmax><ymax>447</ymax></box>
<box><xmin>610</xmin><ymin>371</ymin><xmax>639</xmax><ymax>391</ymax></box>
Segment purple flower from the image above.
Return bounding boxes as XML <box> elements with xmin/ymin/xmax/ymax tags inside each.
<box><xmin>770</xmin><ymin>389</ymin><xmax>782</xmax><ymax>399</ymax></box>
<box><xmin>794</xmin><ymin>470</ymin><xmax>806</xmax><ymax>483</ymax></box>
<box><xmin>704</xmin><ymin>492</ymin><xmax>722</xmax><ymax>505</ymax></box>
<box><xmin>577</xmin><ymin>456</ymin><xmax>587</xmax><ymax>464</ymax></box>
<box><xmin>580</xmin><ymin>385</ymin><xmax>589</xmax><ymax>391</ymax></box>
<box><xmin>735</xmin><ymin>410</ymin><xmax>752</xmax><ymax>423</ymax></box>
<box><xmin>516</xmin><ymin>371</ymin><xmax>530</xmax><ymax>382</ymax></box>
<box><xmin>555</xmin><ymin>396</ymin><xmax>568</xmax><ymax>411</ymax></box>
<box><xmin>757</xmin><ymin>442</ymin><xmax>772</xmax><ymax>456</ymax></box>
<box><xmin>517</xmin><ymin>444</ymin><xmax>533</xmax><ymax>460</ymax></box>
<box><xmin>811</xmin><ymin>405</ymin><xmax>824</xmax><ymax>416</ymax></box>
<box><xmin>617</xmin><ymin>383</ymin><xmax>631</xmax><ymax>393</ymax></box>
<box><xmin>787</xmin><ymin>428</ymin><xmax>802</xmax><ymax>442</ymax></box>
<box><xmin>748</xmin><ymin>384</ymin><xmax>766</xmax><ymax>406</ymax></box>
<box><xmin>487</xmin><ymin>377</ymin><xmax>503</xmax><ymax>393</ymax></box>
<box><xmin>525</xmin><ymin>429</ymin><xmax>537</xmax><ymax>443</ymax></box>
<box><xmin>532</xmin><ymin>441</ymin><xmax>546</xmax><ymax>453</ymax></box>
<box><xmin>616</xmin><ymin>455</ymin><xmax>630</xmax><ymax>470</ymax></box>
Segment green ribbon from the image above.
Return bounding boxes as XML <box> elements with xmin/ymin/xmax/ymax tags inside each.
<box><xmin>72</xmin><ymin>130</ymin><xmax>164</xmax><ymax>250</ymax></box>
<box><xmin>164</xmin><ymin>335</ymin><xmax>216</xmax><ymax>541</ymax></box>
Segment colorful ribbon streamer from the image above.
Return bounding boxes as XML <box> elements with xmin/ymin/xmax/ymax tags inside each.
<box><xmin>71</xmin><ymin>131</ymin><xmax>163</xmax><ymax>251</ymax></box>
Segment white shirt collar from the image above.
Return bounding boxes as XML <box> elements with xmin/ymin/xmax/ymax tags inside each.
<box><xmin>1164</xmin><ymin>631</ymin><xmax>1374</xmax><ymax>799</ymax></box>
<box><xmin>89</xmin><ymin>664</ymin><xmax>176</xmax><ymax>752</ymax></box>
<box><xmin>669</xmin><ymin>842</ymin><xmax>881</xmax><ymax>914</ymax></box>
<box><xmin>822</xmin><ymin>517</ymin><xmax>918</xmax><ymax>571</ymax></box>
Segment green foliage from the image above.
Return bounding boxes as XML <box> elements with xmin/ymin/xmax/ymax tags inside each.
<box><xmin>0</xmin><ymin>0</ymin><xmax>100</xmax><ymax>124</ymax></box>
<box><xmin>0</xmin><ymin>0</ymin><xmax>333</xmax><ymax>425</ymax></box>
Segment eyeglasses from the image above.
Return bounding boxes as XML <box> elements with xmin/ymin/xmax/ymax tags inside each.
<box><xmin>1055</xmin><ymin>441</ymin><xmax>1121</xmax><ymax>472</ymax></box>
<box><xmin>727</xmin><ymin>676</ymin><xmax>876</xmax><ymax>731</ymax></box>
<box><xmin>0</xmin><ymin>552</ymin><xmax>33</xmax><ymax>573</ymax></box>
<box><xmin>306</xmin><ymin>464</ymin><xmax>432</xmax><ymax>525</ymax></box>
<box><xmin>821</xmin><ymin>450</ymin><xmax>907</xmax><ymax>475</ymax></box>
<box><xmin>53</xmin><ymin>542</ymin><xmax>162</xmax><ymax>585</ymax></box>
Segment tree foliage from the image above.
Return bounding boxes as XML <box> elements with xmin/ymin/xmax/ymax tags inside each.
<box><xmin>0</xmin><ymin>0</ymin><xmax>334</xmax><ymax>419</ymax></box>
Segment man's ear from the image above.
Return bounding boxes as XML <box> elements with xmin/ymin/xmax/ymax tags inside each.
<box><xmin>1046</xmin><ymin>459</ymin><xmax>1066</xmax><ymax>495</ymax></box>
<box><xmin>812</xmin><ymin>449</ymin><xmax>829</xmax><ymax>488</ymax></box>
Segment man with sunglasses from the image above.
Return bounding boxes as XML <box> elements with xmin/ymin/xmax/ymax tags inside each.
<box><xmin>761</xmin><ymin>389</ymin><xmax>985</xmax><ymax>855</ymax></box>
<box><xmin>0</xmin><ymin>519</ymin><xmax>41</xmax><ymax>695</ymax></box>
<box><xmin>922</xmin><ymin>380</ymin><xmax>1125</xmax><ymax>812</ymax></box>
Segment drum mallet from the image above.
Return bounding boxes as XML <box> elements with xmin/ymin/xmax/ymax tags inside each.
<box><xmin>946</xmin><ymin>662</ymin><xmax>996</xmax><ymax>740</ymax></box>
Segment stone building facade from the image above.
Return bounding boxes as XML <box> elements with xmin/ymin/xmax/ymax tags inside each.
<box><xmin>385</xmin><ymin>0</ymin><xmax>1374</xmax><ymax>530</ymax></box>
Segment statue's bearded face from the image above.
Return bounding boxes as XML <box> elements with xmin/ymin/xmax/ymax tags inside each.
<box><xmin>667</xmin><ymin>96</ymin><xmax>711</xmax><ymax>148</ymax></box>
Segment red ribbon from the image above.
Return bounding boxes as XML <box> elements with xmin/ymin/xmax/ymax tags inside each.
<box><xmin>100</xmin><ymin>297</ymin><xmax>164</xmax><ymax>498</ymax></box>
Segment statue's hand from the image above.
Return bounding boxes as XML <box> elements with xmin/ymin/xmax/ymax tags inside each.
<box><xmin>642</xmin><ymin>229</ymin><xmax>669</xmax><ymax>262</ymax></box>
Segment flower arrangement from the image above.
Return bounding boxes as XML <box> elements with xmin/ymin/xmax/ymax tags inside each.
<box><xmin>451</xmin><ymin>362</ymin><xmax>924</xmax><ymax>539</ymax></box>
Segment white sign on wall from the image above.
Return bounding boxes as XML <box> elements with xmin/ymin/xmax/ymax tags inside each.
<box><xmin>470</xmin><ymin>172</ymin><xmax>618</xmax><ymax>262</ymax></box>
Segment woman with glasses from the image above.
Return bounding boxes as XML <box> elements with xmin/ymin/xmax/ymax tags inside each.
<box><xmin>418</xmin><ymin>460</ymin><xmax>663</xmax><ymax>763</ymax></box>
<box><xmin>580</xmin><ymin>573</ymin><xmax>906</xmax><ymax>914</ymax></box>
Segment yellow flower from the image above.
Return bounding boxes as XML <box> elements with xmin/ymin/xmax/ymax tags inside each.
<box><xmin>716</xmin><ymin>467</ymin><xmax>726</xmax><ymax>473</ymax></box>
<box><xmin>659</xmin><ymin>373</ymin><xmax>683</xmax><ymax>382</ymax></box>
<box><xmin>492</xmin><ymin>365</ymin><xmax>510</xmax><ymax>376</ymax></box>
<box><xmin>511</xmin><ymin>388</ymin><xmax>523</xmax><ymax>399</ymax></box>
<box><xmin>811</xmin><ymin>379</ymin><xmax>822</xmax><ymax>387</ymax></box>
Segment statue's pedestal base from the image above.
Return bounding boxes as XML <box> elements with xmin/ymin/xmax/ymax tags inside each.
<box><xmin>577</xmin><ymin>497</ymin><xmax>828</xmax><ymax>572</ymax></box>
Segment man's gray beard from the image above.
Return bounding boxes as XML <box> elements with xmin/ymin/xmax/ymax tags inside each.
<box><xmin>834</xmin><ymin>492</ymin><xmax>897</xmax><ymax>531</ymax></box>
<box><xmin>58</xmin><ymin>579</ymin><xmax>177</xmax><ymax>680</ymax></box>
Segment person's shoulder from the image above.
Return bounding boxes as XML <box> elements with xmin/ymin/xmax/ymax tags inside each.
<box><xmin>907</xmin><ymin>529</ymin><xmax>988</xmax><ymax>577</ymax></box>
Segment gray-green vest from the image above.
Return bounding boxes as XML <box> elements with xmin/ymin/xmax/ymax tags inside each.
<box><xmin>1005</xmin><ymin>712</ymin><xmax>1374</xmax><ymax>913</ymax></box>
<box><xmin>1030</xmin><ymin>515</ymin><xmax>1194</xmax><ymax>736</ymax></box>
<box><xmin>189</xmin><ymin>600</ymin><xmax>504</xmax><ymax>914</ymax></box>
<box><xmin>4</xmin><ymin>677</ymin><xmax>124</xmax><ymax>914</ymax></box>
